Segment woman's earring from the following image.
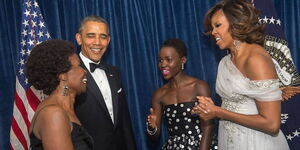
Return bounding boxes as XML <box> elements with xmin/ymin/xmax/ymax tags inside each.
<box><xmin>62</xmin><ymin>85</ymin><xmax>69</xmax><ymax>96</ymax></box>
<box><xmin>181</xmin><ymin>63</ymin><xmax>184</xmax><ymax>70</ymax></box>
<box><xmin>233</xmin><ymin>40</ymin><xmax>241</xmax><ymax>50</ymax></box>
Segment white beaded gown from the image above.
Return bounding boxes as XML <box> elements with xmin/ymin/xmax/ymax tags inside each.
<box><xmin>216</xmin><ymin>55</ymin><xmax>290</xmax><ymax>150</ymax></box>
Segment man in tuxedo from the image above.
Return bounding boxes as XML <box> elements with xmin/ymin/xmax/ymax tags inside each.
<box><xmin>74</xmin><ymin>16</ymin><xmax>136</xmax><ymax>150</ymax></box>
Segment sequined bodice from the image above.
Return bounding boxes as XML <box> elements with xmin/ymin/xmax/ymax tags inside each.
<box><xmin>162</xmin><ymin>101</ymin><xmax>202</xmax><ymax>150</ymax></box>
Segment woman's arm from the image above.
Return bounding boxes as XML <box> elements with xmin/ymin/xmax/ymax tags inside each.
<box><xmin>195</xmin><ymin>81</ymin><xmax>214</xmax><ymax>150</ymax></box>
<box><xmin>199</xmin><ymin>119</ymin><xmax>214</xmax><ymax>150</ymax></box>
<box><xmin>146</xmin><ymin>89</ymin><xmax>163</xmax><ymax>140</ymax></box>
<box><xmin>281</xmin><ymin>86</ymin><xmax>300</xmax><ymax>100</ymax></box>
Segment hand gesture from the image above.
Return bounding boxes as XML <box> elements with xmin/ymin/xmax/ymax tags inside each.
<box><xmin>192</xmin><ymin>96</ymin><xmax>217</xmax><ymax>120</ymax></box>
<box><xmin>147</xmin><ymin>108</ymin><xmax>157</xmax><ymax>129</ymax></box>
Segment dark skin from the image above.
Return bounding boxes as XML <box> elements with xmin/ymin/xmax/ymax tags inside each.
<box><xmin>281</xmin><ymin>86</ymin><xmax>300</xmax><ymax>100</ymax></box>
<box><xmin>147</xmin><ymin>46</ymin><xmax>214</xmax><ymax>150</ymax></box>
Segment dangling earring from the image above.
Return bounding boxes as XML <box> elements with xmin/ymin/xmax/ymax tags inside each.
<box><xmin>233</xmin><ymin>40</ymin><xmax>241</xmax><ymax>50</ymax></box>
<box><xmin>39</xmin><ymin>91</ymin><xmax>47</xmax><ymax>100</ymax></box>
<box><xmin>181</xmin><ymin>63</ymin><xmax>184</xmax><ymax>70</ymax></box>
<box><xmin>62</xmin><ymin>85</ymin><xmax>69</xmax><ymax>96</ymax></box>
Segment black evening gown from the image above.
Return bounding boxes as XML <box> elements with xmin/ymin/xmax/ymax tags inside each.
<box><xmin>30</xmin><ymin>122</ymin><xmax>94</xmax><ymax>150</ymax></box>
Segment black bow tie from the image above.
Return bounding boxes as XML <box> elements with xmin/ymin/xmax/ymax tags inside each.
<box><xmin>89</xmin><ymin>62</ymin><xmax>106</xmax><ymax>72</ymax></box>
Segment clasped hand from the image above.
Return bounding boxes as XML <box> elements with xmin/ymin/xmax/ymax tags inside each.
<box><xmin>192</xmin><ymin>96</ymin><xmax>217</xmax><ymax>120</ymax></box>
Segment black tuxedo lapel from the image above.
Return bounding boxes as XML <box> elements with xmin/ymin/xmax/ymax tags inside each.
<box><xmin>86</xmin><ymin>72</ymin><xmax>112</xmax><ymax>116</ymax></box>
<box><xmin>79</xmin><ymin>59</ymin><xmax>112</xmax><ymax>121</ymax></box>
<box><xmin>104</xmin><ymin>66</ymin><xmax>119</xmax><ymax>125</ymax></box>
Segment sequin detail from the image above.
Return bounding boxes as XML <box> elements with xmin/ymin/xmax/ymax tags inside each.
<box><xmin>249</xmin><ymin>79</ymin><xmax>279</xmax><ymax>89</ymax></box>
<box><xmin>162</xmin><ymin>101</ymin><xmax>201</xmax><ymax>150</ymax></box>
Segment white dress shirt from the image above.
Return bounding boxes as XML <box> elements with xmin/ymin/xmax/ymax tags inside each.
<box><xmin>79</xmin><ymin>52</ymin><xmax>114</xmax><ymax>123</ymax></box>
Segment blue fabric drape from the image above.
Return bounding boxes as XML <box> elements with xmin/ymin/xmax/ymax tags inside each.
<box><xmin>273</xmin><ymin>0</ymin><xmax>300</xmax><ymax>67</ymax></box>
<box><xmin>1</xmin><ymin>0</ymin><xmax>299</xmax><ymax>150</ymax></box>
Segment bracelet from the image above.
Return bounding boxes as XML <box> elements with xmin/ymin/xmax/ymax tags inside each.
<box><xmin>147</xmin><ymin>125</ymin><xmax>157</xmax><ymax>135</ymax></box>
<box><xmin>146</xmin><ymin>122</ymin><xmax>157</xmax><ymax>135</ymax></box>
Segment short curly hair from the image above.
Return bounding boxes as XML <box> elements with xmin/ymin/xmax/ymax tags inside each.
<box><xmin>204</xmin><ymin>0</ymin><xmax>265</xmax><ymax>46</ymax></box>
<box><xmin>160</xmin><ymin>38</ymin><xmax>187</xmax><ymax>58</ymax></box>
<box><xmin>25</xmin><ymin>39</ymin><xmax>76</xmax><ymax>95</ymax></box>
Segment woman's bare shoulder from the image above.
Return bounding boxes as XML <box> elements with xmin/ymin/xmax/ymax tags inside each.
<box><xmin>187</xmin><ymin>76</ymin><xmax>209</xmax><ymax>87</ymax></box>
<box><xmin>245</xmin><ymin>46</ymin><xmax>277</xmax><ymax>80</ymax></box>
<box><xmin>35</xmin><ymin>104</ymin><xmax>69</xmax><ymax>128</ymax></box>
<box><xmin>152</xmin><ymin>84</ymin><xmax>169</xmax><ymax>102</ymax></box>
<box><xmin>189</xmin><ymin>77</ymin><xmax>211</xmax><ymax>96</ymax></box>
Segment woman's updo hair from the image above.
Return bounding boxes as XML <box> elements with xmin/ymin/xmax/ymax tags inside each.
<box><xmin>204</xmin><ymin>0</ymin><xmax>265</xmax><ymax>46</ymax></box>
<box><xmin>25</xmin><ymin>39</ymin><xmax>75</xmax><ymax>95</ymax></box>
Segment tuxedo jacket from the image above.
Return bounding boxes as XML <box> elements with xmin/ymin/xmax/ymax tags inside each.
<box><xmin>75</xmin><ymin>61</ymin><xmax>136</xmax><ymax>150</ymax></box>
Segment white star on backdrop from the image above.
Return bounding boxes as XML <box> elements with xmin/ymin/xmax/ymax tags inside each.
<box><xmin>258</xmin><ymin>16</ymin><xmax>281</xmax><ymax>26</ymax></box>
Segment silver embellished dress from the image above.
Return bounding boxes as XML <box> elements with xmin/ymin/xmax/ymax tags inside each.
<box><xmin>216</xmin><ymin>55</ymin><xmax>289</xmax><ymax>150</ymax></box>
<box><xmin>162</xmin><ymin>101</ymin><xmax>202</xmax><ymax>150</ymax></box>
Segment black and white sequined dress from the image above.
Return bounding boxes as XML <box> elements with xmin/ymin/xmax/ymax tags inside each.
<box><xmin>162</xmin><ymin>101</ymin><xmax>202</xmax><ymax>150</ymax></box>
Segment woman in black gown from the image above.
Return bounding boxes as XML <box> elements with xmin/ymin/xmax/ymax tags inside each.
<box><xmin>26</xmin><ymin>40</ymin><xmax>93</xmax><ymax>150</ymax></box>
<box><xmin>146</xmin><ymin>38</ymin><xmax>214</xmax><ymax>150</ymax></box>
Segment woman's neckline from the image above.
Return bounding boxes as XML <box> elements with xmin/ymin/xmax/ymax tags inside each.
<box><xmin>164</xmin><ymin>101</ymin><xmax>197</xmax><ymax>107</ymax></box>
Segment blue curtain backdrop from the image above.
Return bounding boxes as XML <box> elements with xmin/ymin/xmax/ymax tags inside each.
<box><xmin>0</xmin><ymin>0</ymin><xmax>299</xmax><ymax>150</ymax></box>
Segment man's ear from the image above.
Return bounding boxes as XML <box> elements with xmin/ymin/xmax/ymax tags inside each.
<box><xmin>75</xmin><ymin>33</ymin><xmax>82</xmax><ymax>45</ymax></box>
<box><xmin>107</xmin><ymin>35</ymin><xmax>111</xmax><ymax>45</ymax></box>
<box><xmin>181</xmin><ymin>56</ymin><xmax>187</xmax><ymax>64</ymax></box>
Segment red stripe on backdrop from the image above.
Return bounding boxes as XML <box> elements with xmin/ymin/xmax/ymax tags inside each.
<box><xmin>11</xmin><ymin>117</ymin><xmax>28</xmax><ymax>150</ymax></box>
<box><xmin>14</xmin><ymin>93</ymin><xmax>30</xmax><ymax>131</ymax></box>
<box><xmin>26</xmin><ymin>89</ymin><xmax>41</xmax><ymax>111</ymax></box>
